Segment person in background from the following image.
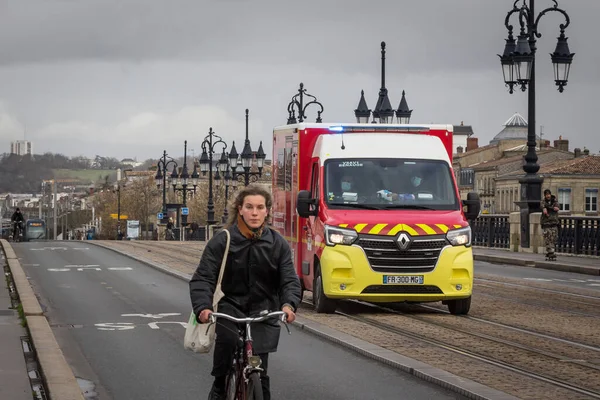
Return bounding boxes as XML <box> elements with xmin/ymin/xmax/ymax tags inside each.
<box><xmin>541</xmin><ymin>189</ymin><xmax>560</xmax><ymax>261</ymax></box>
<box><xmin>11</xmin><ymin>207</ymin><xmax>24</xmax><ymax>238</ymax></box>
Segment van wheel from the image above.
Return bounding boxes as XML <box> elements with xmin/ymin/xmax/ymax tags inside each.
<box><xmin>447</xmin><ymin>297</ymin><xmax>471</xmax><ymax>315</ymax></box>
<box><xmin>313</xmin><ymin>270</ymin><xmax>337</xmax><ymax>314</ymax></box>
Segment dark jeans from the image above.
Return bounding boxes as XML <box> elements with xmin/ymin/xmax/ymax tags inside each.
<box><xmin>212</xmin><ymin>319</ymin><xmax>271</xmax><ymax>399</ymax></box>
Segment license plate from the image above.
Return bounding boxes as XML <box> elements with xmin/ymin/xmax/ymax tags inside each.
<box><xmin>383</xmin><ymin>275</ymin><xmax>424</xmax><ymax>284</ymax></box>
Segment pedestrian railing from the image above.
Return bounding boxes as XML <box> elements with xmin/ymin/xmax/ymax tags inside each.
<box><xmin>557</xmin><ymin>216</ymin><xmax>600</xmax><ymax>257</ymax></box>
<box><xmin>471</xmin><ymin>214</ymin><xmax>510</xmax><ymax>249</ymax></box>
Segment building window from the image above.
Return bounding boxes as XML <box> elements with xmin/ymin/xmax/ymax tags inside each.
<box><xmin>557</xmin><ymin>188</ymin><xmax>571</xmax><ymax>211</ymax></box>
<box><xmin>585</xmin><ymin>188</ymin><xmax>598</xmax><ymax>212</ymax></box>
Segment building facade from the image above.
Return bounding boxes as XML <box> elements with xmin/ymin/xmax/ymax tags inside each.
<box><xmin>10</xmin><ymin>140</ymin><xmax>32</xmax><ymax>156</ymax></box>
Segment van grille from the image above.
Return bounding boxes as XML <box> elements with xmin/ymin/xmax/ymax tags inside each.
<box><xmin>356</xmin><ymin>234</ymin><xmax>448</xmax><ymax>273</ymax></box>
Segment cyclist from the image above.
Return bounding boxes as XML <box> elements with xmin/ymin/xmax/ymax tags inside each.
<box><xmin>11</xmin><ymin>208</ymin><xmax>24</xmax><ymax>239</ymax></box>
<box><xmin>190</xmin><ymin>184</ymin><xmax>302</xmax><ymax>400</ymax></box>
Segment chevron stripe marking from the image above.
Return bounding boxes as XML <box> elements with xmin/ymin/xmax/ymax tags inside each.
<box><xmin>416</xmin><ymin>224</ymin><xmax>437</xmax><ymax>235</ymax></box>
<box><xmin>354</xmin><ymin>223</ymin><xmax>368</xmax><ymax>233</ymax></box>
<box><xmin>436</xmin><ymin>224</ymin><xmax>449</xmax><ymax>233</ymax></box>
<box><xmin>387</xmin><ymin>224</ymin><xmax>404</xmax><ymax>236</ymax></box>
<box><xmin>369</xmin><ymin>224</ymin><xmax>388</xmax><ymax>235</ymax></box>
<box><xmin>402</xmin><ymin>224</ymin><xmax>419</xmax><ymax>236</ymax></box>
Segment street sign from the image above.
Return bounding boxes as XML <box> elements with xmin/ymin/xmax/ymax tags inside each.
<box><xmin>110</xmin><ymin>214</ymin><xmax>128</xmax><ymax>219</ymax></box>
<box><xmin>181</xmin><ymin>207</ymin><xmax>189</xmax><ymax>216</ymax></box>
<box><xmin>157</xmin><ymin>212</ymin><xmax>163</xmax><ymax>220</ymax></box>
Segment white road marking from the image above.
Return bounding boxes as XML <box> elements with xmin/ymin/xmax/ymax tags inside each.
<box><xmin>77</xmin><ymin>267</ymin><xmax>102</xmax><ymax>271</ymax></box>
<box><xmin>121</xmin><ymin>313</ymin><xmax>181</xmax><ymax>319</ymax></box>
<box><xmin>148</xmin><ymin>322</ymin><xmax>187</xmax><ymax>329</ymax></box>
<box><xmin>73</xmin><ymin>248</ymin><xmax>90</xmax><ymax>250</ymax></box>
<box><xmin>22</xmin><ymin>264</ymin><xmax>40</xmax><ymax>267</ymax></box>
<box><xmin>95</xmin><ymin>323</ymin><xmax>135</xmax><ymax>331</ymax></box>
<box><xmin>107</xmin><ymin>267</ymin><xmax>133</xmax><ymax>271</ymax></box>
<box><xmin>47</xmin><ymin>268</ymin><xmax>70</xmax><ymax>272</ymax></box>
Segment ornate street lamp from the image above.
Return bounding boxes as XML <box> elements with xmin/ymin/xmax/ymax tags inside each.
<box><xmin>354</xmin><ymin>42</ymin><xmax>413</xmax><ymax>124</ymax></box>
<box><xmin>498</xmin><ymin>0</ymin><xmax>574</xmax><ymax>248</ymax></box>
<box><xmin>198</xmin><ymin>127</ymin><xmax>228</xmax><ymax>230</ymax></box>
<box><xmin>395</xmin><ymin>90</ymin><xmax>412</xmax><ymax>124</ymax></box>
<box><xmin>154</xmin><ymin>150</ymin><xmax>177</xmax><ymax>224</ymax></box>
<box><xmin>171</xmin><ymin>140</ymin><xmax>199</xmax><ymax>230</ymax></box>
<box><xmin>228</xmin><ymin>109</ymin><xmax>267</xmax><ymax>186</ymax></box>
<box><xmin>286</xmin><ymin>83</ymin><xmax>324</xmax><ymax>124</ymax></box>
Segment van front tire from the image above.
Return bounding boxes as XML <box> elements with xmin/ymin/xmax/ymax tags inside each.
<box><xmin>447</xmin><ymin>296</ymin><xmax>471</xmax><ymax>315</ymax></box>
<box><xmin>313</xmin><ymin>270</ymin><xmax>337</xmax><ymax>314</ymax></box>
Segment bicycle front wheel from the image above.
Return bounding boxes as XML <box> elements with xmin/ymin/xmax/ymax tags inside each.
<box><xmin>225</xmin><ymin>367</ymin><xmax>239</xmax><ymax>400</ymax></box>
<box><xmin>245</xmin><ymin>372</ymin><xmax>263</xmax><ymax>400</ymax></box>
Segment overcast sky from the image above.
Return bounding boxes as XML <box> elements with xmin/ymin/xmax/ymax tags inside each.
<box><xmin>0</xmin><ymin>0</ymin><xmax>597</xmax><ymax>162</ymax></box>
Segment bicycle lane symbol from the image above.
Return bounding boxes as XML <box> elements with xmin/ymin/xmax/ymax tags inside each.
<box><xmin>94</xmin><ymin>313</ymin><xmax>188</xmax><ymax>331</ymax></box>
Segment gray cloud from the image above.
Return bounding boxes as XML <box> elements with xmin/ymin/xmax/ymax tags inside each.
<box><xmin>0</xmin><ymin>0</ymin><xmax>597</xmax><ymax>162</ymax></box>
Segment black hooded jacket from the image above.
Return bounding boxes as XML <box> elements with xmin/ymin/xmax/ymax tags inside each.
<box><xmin>189</xmin><ymin>222</ymin><xmax>301</xmax><ymax>353</ymax></box>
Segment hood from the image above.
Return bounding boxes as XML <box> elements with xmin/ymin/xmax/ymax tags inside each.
<box><xmin>322</xmin><ymin>208</ymin><xmax>468</xmax><ymax>236</ymax></box>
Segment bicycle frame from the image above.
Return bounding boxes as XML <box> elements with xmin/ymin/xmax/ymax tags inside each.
<box><xmin>207</xmin><ymin>311</ymin><xmax>291</xmax><ymax>399</ymax></box>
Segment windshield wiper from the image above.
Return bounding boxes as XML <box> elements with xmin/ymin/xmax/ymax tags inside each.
<box><xmin>383</xmin><ymin>204</ymin><xmax>436</xmax><ymax>210</ymax></box>
<box><xmin>329</xmin><ymin>203</ymin><xmax>383</xmax><ymax>210</ymax></box>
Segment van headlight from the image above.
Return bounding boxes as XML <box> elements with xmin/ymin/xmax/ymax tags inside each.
<box><xmin>325</xmin><ymin>225</ymin><xmax>358</xmax><ymax>246</ymax></box>
<box><xmin>446</xmin><ymin>226</ymin><xmax>471</xmax><ymax>247</ymax></box>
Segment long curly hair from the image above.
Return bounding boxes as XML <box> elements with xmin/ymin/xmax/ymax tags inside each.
<box><xmin>224</xmin><ymin>184</ymin><xmax>273</xmax><ymax>228</ymax></box>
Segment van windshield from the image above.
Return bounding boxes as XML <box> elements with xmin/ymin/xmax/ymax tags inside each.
<box><xmin>324</xmin><ymin>158</ymin><xmax>459</xmax><ymax>210</ymax></box>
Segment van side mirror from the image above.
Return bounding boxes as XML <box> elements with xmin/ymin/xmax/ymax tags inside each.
<box><xmin>297</xmin><ymin>190</ymin><xmax>318</xmax><ymax>218</ymax></box>
<box><xmin>462</xmin><ymin>192</ymin><xmax>481</xmax><ymax>221</ymax></box>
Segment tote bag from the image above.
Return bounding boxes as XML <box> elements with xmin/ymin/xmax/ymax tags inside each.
<box><xmin>184</xmin><ymin>229</ymin><xmax>230</xmax><ymax>353</ymax></box>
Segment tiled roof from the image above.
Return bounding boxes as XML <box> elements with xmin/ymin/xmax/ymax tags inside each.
<box><xmin>455</xmin><ymin>143</ymin><xmax>496</xmax><ymax>157</ymax></box>
<box><xmin>470</xmin><ymin>153</ymin><xmax>524</xmax><ymax>170</ymax></box>
<box><xmin>538</xmin><ymin>155</ymin><xmax>600</xmax><ymax>175</ymax></box>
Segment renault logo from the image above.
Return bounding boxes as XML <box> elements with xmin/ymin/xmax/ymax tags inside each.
<box><xmin>396</xmin><ymin>232</ymin><xmax>411</xmax><ymax>250</ymax></box>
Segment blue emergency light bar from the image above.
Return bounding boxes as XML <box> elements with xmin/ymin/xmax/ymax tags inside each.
<box><xmin>328</xmin><ymin>126</ymin><xmax>430</xmax><ymax>133</ymax></box>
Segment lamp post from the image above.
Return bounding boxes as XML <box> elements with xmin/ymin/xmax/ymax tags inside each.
<box><xmin>499</xmin><ymin>0</ymin><xmax>574</xmax><ymax>248</ymax></box>
<box><xmin>154</xmin><ymin>150</ymin><xmax>178</xmax><ymax>223</ymax></box>
<box><xmin>199</xmin><ymin>127</ymin><xmax>229</xmax><ymax>229</ymax></box>
<box><xmin>354</xmin><ymin>42</ymin><xmax>413</xmax><ymax>124</ymax></box>
<box><xmin>113</xmin><ymin>182</ymin><xmax>122</xmax><ymax>240</ymax></box>
<box><xmin>228</xmin><ymin>109</ymin><xmax>267</xmax><ymax>187</ymax></box>
<box><xmin>171</xmin><ymin>140</ymin><xmax>200</xmax><ymax>229</ymax></box>
<box><xmin>286</xmin><ymin>83</ymin><xmax>324</xmax><ymax>124</ymax></box>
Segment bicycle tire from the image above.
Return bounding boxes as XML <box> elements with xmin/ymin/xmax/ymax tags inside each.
<box><xmin>225</xmin><ymin>368</ymin><xmax>238</xmax><ymax>400</ymax></box>
<box><xmin>246</xmin><ymin>372</ymin><xmax>263</xmax><ymax>400</ymax></box>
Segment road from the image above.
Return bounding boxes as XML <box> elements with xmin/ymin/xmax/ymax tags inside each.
<box><xmin>475</xmin><ymin>260</ymin><xmax>600</xmax><ymax>293</ymax></box>
<box><xmin>13</xmin><ymin>241</ymin><xmax>464</xmax><ymax>400</ymax></box>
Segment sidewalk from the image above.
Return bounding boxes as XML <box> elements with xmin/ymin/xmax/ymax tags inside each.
<box><xmin>472</xmin><ymin>247</ymin><xmax>600</xmax><ymax>276</ymax></box>
<box><xmin>0</xmin><ymin>259</ymin><xmax>33</xmax><ymax>400</ymax></box>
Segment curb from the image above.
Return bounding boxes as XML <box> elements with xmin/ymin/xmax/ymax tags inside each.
<box><xmin>0</xmin><ymin>239</ymin><xmax>85</xmax><ymax>400</ymax></box>
<box><xmin>473</xmin><ymin>254</ymin><xmax>600</xmax><ymax>276</ymax></box>
<box><xmin>90</xmin><ymin>241</ymin><xmax>517</xmax><ymax>400</ymax></box>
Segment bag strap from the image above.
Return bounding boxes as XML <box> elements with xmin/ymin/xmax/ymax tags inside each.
<box><xmin>215</xmin><ymin>229</ymin><xmax>231</xmax><ymax>286</ymax></box>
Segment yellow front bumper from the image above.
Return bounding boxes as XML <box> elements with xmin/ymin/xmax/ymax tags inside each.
<box><xmin>319</xmin><ymin>243</ymin><xmax>473</xmax><ymax>303</ymax></box>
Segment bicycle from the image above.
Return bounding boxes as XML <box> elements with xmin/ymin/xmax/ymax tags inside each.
<box><xmin>206</xmin><ymin>310</ymin><xmax>291</xmax><ymax>400</ymax></box>
<box><xmin>12</xmin><ymin>221</ymin><xmax>24</xmax><ymax>243</ymax></box>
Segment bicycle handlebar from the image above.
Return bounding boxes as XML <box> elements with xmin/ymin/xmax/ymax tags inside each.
<box><xmin>207</xmin><ymin>310</ymin><xmax>291</xmax><ymax>335</ymax></box>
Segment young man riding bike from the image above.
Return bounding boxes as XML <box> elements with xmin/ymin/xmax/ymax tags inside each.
<box><xmin>189</xmin><ymin>185</ymin><xmax>302</xmax><ymax>400</ymax></box>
